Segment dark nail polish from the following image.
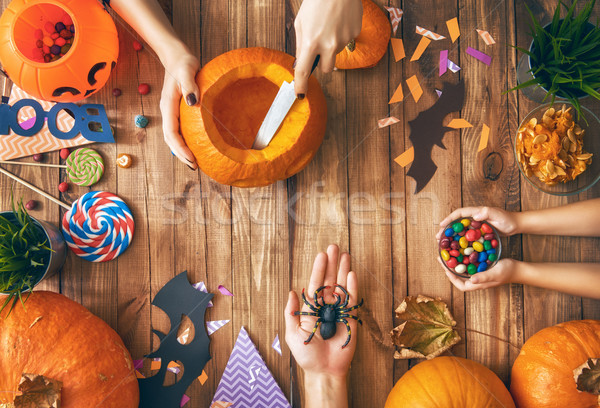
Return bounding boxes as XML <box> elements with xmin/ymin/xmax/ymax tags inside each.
<box><xmin>297</xmin><ymin>93</ymin><xmax>305</xmax><ymax>100</ymax></box>
<box><xmin>292</xmin><ymin>59</ymin><xmax>297</xmax><ymax>69</ymax></box>
<box><xmin>186</xmin><ymin>93</ymin><xmax>197</xmax><ymax>106</ymax></box>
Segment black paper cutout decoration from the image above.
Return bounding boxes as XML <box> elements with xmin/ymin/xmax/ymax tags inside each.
<box><xmin>138</xmin><ymin>271</ymin><xmax>213</xmax><ymax>408</ymax></box>
<box><xmin>406</xmin><ymin>81</ymin><xmax>465</xmax><ymax>193</ymax></box>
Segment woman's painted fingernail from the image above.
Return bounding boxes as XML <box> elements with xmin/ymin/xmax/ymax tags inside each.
<box><xmin>297</xmin><ymin>93</ymin><xmax>305</xmax><ymax>100</ymax></box>
<box><xmin>186</xmin><ymin>93</ymin><xmax>197</xmax><ymax>106</ymax></box>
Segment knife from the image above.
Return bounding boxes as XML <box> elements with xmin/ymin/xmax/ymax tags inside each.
<box><xmin>252</xmin><ymin>56</ymin><xmax>320</xmax><ymax>150</ymax></box>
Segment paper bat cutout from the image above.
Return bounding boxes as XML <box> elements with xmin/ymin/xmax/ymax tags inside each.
<box><xmin>406</xmin><ymin>81</ymin><xmax>465</xmax><ymax>193</ymax></box>
<box><xmin>138</xmin><ymin>271</ymin><xmax>214</xmax><ymax>408</ymax></box>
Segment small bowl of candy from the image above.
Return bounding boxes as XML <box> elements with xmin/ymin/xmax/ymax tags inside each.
<box><xmin>439</xmin><ymin>218</ymin><xmax>502</xmax><ymax>278</ymax></box>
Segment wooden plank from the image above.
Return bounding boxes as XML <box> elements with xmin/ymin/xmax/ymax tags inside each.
<box><xmin>345</xmin><ymin>0</ymin><xmax>394</xmax><ymax>405</ymax></box>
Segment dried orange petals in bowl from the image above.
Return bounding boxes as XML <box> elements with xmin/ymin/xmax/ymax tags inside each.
<box><xmin>516</xmin><ymin>105</ymin><xmax>593</xmax><ymax>185</ymax></box>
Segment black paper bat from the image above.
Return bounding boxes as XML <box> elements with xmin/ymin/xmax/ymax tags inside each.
<box><xmin>406</xmin><ymin>81</ymin><xmax>465</xmax><ymax>193</ymax></box>
<box><xmin>138</xmin><ymin>271</ymin><xmax>214</xmax><ymax>408</ymax></box>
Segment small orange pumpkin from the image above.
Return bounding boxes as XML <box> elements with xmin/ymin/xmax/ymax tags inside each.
<box><xmin>335</xmin><ymin>0</ymin><xmax>391</xmax><ymax>69</ymax></box>
<box><xmin>385</xmin><ymin>356</ymin><xmax>515</xmax><ymax>408</ymax></box>
<box><xmin>180</xmin><ymin>47</ymin><xmax>327</xmax><ymax>187</ymax></box>
<box><xmin>510</xmin><ymin>319</ymin><xmax>600</xmax><ymax>408</ymax></box>
<box><xmin>0</xmin><ymin>291</ymin><xmax>139</xmax><ymax>407</ymax></box>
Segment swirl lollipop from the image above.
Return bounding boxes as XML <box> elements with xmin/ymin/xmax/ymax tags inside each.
<box><xmin>62</xmin><ymin>191</ymin><xmax>135</xmax><ymax>262</ymax></box>
<box><xmin>65</xmin><ymin>148</ymin><xmax>104</xmax><ymax>186</ymax></box>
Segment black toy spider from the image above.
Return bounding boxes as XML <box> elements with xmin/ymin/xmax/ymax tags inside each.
<box><xmin>294</xmin><ymin>284</ymin><xmax>363</xmax><ymax>349</ymax></box>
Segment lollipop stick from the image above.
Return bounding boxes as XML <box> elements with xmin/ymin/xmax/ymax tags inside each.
<box><xmin>0</xmin><ymin>166</ymin><xmax>71</xmax><ymax>210</ymax></box>
<box><xmin>0</xmin><ymin>160</ymin><xmax>67</xmax><ymax>169</ymax></box>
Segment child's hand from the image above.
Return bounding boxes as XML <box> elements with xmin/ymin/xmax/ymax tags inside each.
<box><xmin>293</xmin><ymin>0</ymin><xmax>363</xmax><ymax>96</ymax></box>
<box><xmin>284</xmin><ymin>244</ymin><xmax>359</xmax><ymax>379</ymax></box>
<box><xmin>442</xmin><ymin>258</ymin><xmax>518</xmax><ymax>291</ymax></box>
<box><xmin>436</xmin><ymin>206</ymin><xmax>520</xmax><ymax>240</ymax></box>
<box><xmin>159</xmin><ymin>53</ymin><xmax>200</xmax><ymax>170</ymax></box>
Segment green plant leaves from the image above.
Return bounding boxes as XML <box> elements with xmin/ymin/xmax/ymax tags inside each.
<box><xmin>390</xmin><ymin>295</ymin><xmax>461</xmax><ymax>360</ymax></box>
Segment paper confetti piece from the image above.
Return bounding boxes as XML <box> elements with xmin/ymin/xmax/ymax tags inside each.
<box><xmin>133</xmin><ymin>359</ymin><xmax>144</xmax><ymax>370</ymax></box>
<box><xmin>378</xmin><ymin>116</ymin><xmax>400</xmax><ymax>128</ymax></box>
<box><xmin>168</xmin><ymin>361</ymin><xmax>181</xmax><ymax>375</ymax></box>
<box><xmin>389</xmin><ymin>83</ymin><xmax>404</xmax><ymax>104</ymax></box>
<box><xmin>394</xmin><ymin>147</ymin><xmax>415</xmax><ymax>167</ymax></box>
<box><xmin>211</xmin><ymin>402</ymin><xmax>233</xmax><ymax>408</ymax></box>
<box><xmin>192</xmin><ymin>281</ymin><xmax>213</xmax><ymax>307</ymax></box>
<box><xmin>218</xmin><ymin>285</ymin><xmax>233</xmax><ymax>296</ymax></box>
<box><xmin>198</xmin><ymin>370</ymin><xmax>208</xmax><ymax>385</ymax></box>
<box><xmin>207</xmin><ymin>319</ymin><xmax>230</xmax><ymax>335</ymax></box>
<box><xmin>391</xmin><ymin>38</ymin><xmax>405</xmax><ymax>62</ymax></box>
<box><xmin>476</xmin><ymin>29</ymin><xmax>496</xmax><ymax>45</ymax></box>
<box><xmin>416</xmin><ymin>25</ymin><xmax>446</xmax><ymax>41</ymax></box>
<box><xmin>248</xmin><ymin>365</ymin><xmax>262</xmax><ymax>390</ymax></box>
<box><xmin>150</xmin><ymin>359</ymin><xmax>161</xmax><ymax>371</ymax></box>
<box><xmin>406</xmin><ymin>75</ymin><xmax>423</xmax><ymax>103</ymax></box>
<box><xmin>435</xmin><ymin>89</ymin><xmax>442</xmax><ymax>98</ymax></box>
<box><xmin>478</xmin><ymin>124</ymin><xmax>490</xmax><ymax>152</ymax></box>
<box><xmin>466</xmin><ymin>46</ymin><xmax>492</xmax><ymax>65</ymax></box>
<box><xmin>180</xmin><ymin>394</ymin><xmax>190</xmax><ymax>407</ymax></box>
<box><xmin>447</xmin><ymin>118</ymin><xmax>473</xmax><ymax>129</ymax></box>
<box><xmin>446</xmin><ymin>18</ymin><xmax>460</xmax><ymax>42</ymax></box>
<box><xmin>135</xmin><ymin>370</ymin><xmax>145</xmax><ymax>379</ymax></box>
<box><xmin>410</xmin><ymin>36</ymin><xmax>431</xmax><ymax>61</ymax></box>
<box><xmin>177</xmin><ymin>327</ymin><xmax>191</xmax><ymax>344</ymax></box>
<box><xmin>385</xmin><ymin>7</ymin><xmax>403</xmax><ymax>35</ymax></box>
<box><xmin>448</xmin><ymin>59</ymin><xmax>461</xmax><ymax>73</ymax></box>
<box><xmin>439</xmin><ymin>50</ymin><xmax>448</xmax><ymax>76</ymax></box>
<box><xmin>272</xmin><ymin>334</ymin><xmax>282</xmax><ymax>356</ymax></box>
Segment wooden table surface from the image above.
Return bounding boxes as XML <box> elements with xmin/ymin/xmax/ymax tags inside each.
<box><xmin>1</xmin><ymin>0</ymin><xmax>600</xmax><ymax>406</ymax></box>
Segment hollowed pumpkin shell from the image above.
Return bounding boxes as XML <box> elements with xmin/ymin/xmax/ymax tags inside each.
<box><xmin>180</xmin><ymin>47</ymin><xmax>327</xmax><ymax>187</ymax></box>
<box><xmin>0</xmin><ymin>291</ymin><xmax>139</xmax><ymax>407</ymax></box>
<box><xmin>335</xmin><ymin>0</ymin><xmax>391</xmax><ymax>69</ymax></box>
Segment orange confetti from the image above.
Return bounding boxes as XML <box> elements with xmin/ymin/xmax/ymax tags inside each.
<box><xmin>167</xmin><ymin>361</ymin><xmax>181</xmax><ymax>369</ymax></box>
<box><xmin>394</xmin><ymin>147</ymin><xmax>414</xmax><ymax>167</ymax></box>
<box><xmin>410</xmin><ymin>36</ymin><xmax>431</xmax><ymax>61</ymax></box>
<box><xmin>478</xmin><ymin>124</ymin><xmax>490</xmax><ymax>152</ymax></box>
<box><xmin>406</xmin><ymin>75</ymin><xmax>423</xmax><ymax>103</ymax></box>
<box><xmin>389</xmin><ymin>83</ymin><xmax>404</xmax><ymax>104</ymax></box>
<box><xmin>391</xmin><ymin>38</ymin><xmax>405</xmax><ymax>62</ymax></box>
<box><xmin>211</xmin><ymin>402</ymin><xmax>233</xmax><ymax>408</ymax></box>
<box><xmin>447</xmin><ymin>118</ymin><xmax>473</xmax><ymax>129</ymax></box>
<box><xmin>378</xmin><ymin>116</ymin><xmax>400</xmax><ymax>128</ymax></box>
<box><xmin>198</xmin><ymin>370</ymin><xmax>208</xmax><ymax>385</ymax></box>
<box><xmin>150</xmin><ymin>360</ymin><xmax>161</xmax><ymax>370</ymax></box>
<box><xmin>446</xmin><ymin>18</ymin><xmax>460</xmax><ymax>42</ymax></box>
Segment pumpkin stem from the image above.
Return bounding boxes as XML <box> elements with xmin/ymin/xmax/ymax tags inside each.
<box><xmin>573</xmin><ymin>358</ymin><xmax>600</xmax><ymax>396</ymax></box>
<box><xmin>454</xmin><ymin>326</ymin><xmax>521</xmax><ymax>352</ymax></box>
<box><xmin>346</xmin><ymin>39</ymin><xmax>356</xmax><ymax>52</ymax></box>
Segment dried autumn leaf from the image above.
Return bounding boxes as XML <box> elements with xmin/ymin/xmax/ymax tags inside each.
<box><xmin>390</xmin><ymin>295</ymin><xmax>461</xmax><ymax>360</ymax></box>
<box><xmin>13</xmin><ymin>373</ymin><xmax>62</xmax><ymax>408</ymax></box>
<box><xmin>574</xmin><ymin>358</ymin><xmax>600</xmax><ymax>395</ymax></box>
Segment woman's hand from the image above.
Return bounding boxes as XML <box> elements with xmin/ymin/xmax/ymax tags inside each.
<box><xmin>159</xmin><ymin>52</ymin><xmax>200</xmax><ymax>170</ymax></box>
<box><xmin>293</xmin><ymin>0</ymin><xmax>363</xmax><ymax>97</ymax></box>
<box><xmin>436</xmin><ymin>206</ymin><xmax>521</xmax><ymax>240</ymax></box>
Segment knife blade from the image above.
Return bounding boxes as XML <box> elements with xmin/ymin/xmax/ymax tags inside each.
<box><xmin>252</xmin><ymin>56</ymin><xmax>320</xmax><ymax>150</ymax></box>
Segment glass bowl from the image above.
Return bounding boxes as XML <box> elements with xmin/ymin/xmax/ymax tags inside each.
<box><xmin>438</xmin><ymin>217</ymin><xmax>502</xmax><ymax>279</ymax></box>
<box><xmin>514</xmin><ymin>103</ymin><xmax>600</xmax><ymax>196</ymax></box>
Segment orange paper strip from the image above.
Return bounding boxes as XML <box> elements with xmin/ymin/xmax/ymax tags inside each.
<box><xmin>416</xmin><ymin>25</ymin><xmax>446</xmax><ymax>40</ymax></box>
<box><xmin>150</xmin><ymin>360</ymin><xmax>161</xmax><ymax>370</ymax></box>
<box><xmin>211</xmin><ymin>402</ymin><xmax>233</xmax><ymax>408</ymax></box>
<box><xmin>391</xmin><ymin>38</ymin><xmax>405</xmax><ymax>61</ymax></box>
<box><xmin>447</xmin><ymin>118</ymin><xmax>473</xmax><ymax>129</ymax></box>
<box><xmin>198</xmin><ymin>370</ymin><xmax>209</xmax><ymax>385</ymax></box>
<box><xmin>378</xmin><ymin>116</ymin><xmax>400</xmax><ymax>128</ymax></box>
<box><xmin>410</xmin><ymin>36</ymin><xmax>431</xmax><ymax>61</ymax></box>
<box><xmin>446</xmin><ymin>18</ymin><xmax>460</xmax><ymax>42</ymax></box>
<box><xmin>388</xmin><ymin>83</ymin><xmax>404</xmax><ymax>104</ymax></box>
<box><xmin>406</xmin><ymin>75</ymin><xmax>423</xmax><ymax>103</ymax></box>
<box><xmin>476</xmin><ymin>29</ymin><xmax>496</xmax><ymax>45</ymax></box>
<box><xmin>167</xmin><ymin>361</ymin><xmax>181</xmax><ymax>369</ymax></box>
<box><xmin>394</xmin><ymin>147</ymin><xmax>415</xmax><ymax>167</ymax></box>
<box><xmin>478</xmin><ymin>124</ymin><xmax>490</xmax><ymax>152</ymax></box>
<box><xmin>135</xmin><ymin>370</ymin><xmax>145</xmax><ymax>379</ymax></box>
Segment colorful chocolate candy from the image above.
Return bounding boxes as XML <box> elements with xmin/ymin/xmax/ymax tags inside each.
<box><xmin>439</xmin><ymin>218</ymin><xmax>501</xmax><ymax>277</ymax></box>
<box><xmin>32</xmin><ymin>13</ymin><xmax>75</xmax><ymax>63</ymax></box>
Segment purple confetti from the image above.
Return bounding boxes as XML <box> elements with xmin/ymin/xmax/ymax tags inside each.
<box><xmin>435</xmin><ymin>89</ymin><xmax>443</xmax><ymax>98</ymax></box>
<box><xmin>439</xmin><ymin>50</ymin><xmax>448</xmax><ymax>76</ymax></box>
<box><xmin>448</xmin><ymin>59</ymin><xmax>461</xmax><ymax>73</ymax></box>
<box><xmin>466</xmin><ymin>46</ymin><xmax>492</xmax><ymax>65</ymax></box>
<box><xmin>133</xmin><ymin>359</ymin><xmax>144</xmax><ymax>370</ymax></box>
<box><xmin>218</xmin><ymin>285</ymin><xmax>233</xmax><ymax>296</ymax></box>
<box><xmin>180</xmin><ymin>394</ymin><xmax>190</xmax><ymax>407</ymax></box>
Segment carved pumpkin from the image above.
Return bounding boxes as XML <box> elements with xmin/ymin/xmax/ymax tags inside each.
<box><xmin>511</xmin><ymin>319</ymin><xmax>600</xmax><ymax>408</ymax></box>
<box><xmin>0</xmin><ymin>291</ymin><xmax>139</xmax><ymax>407</ymax></box>
<box><xmin>385</xmin><ymin>356</ymin><xmax>515</xmax><ymax>408</ymax></box>
<box><xmin>335</xmin><ymin>0</ymin><xmax>391</xmax><ymax>69</ymax></box>
<box><xmin>0</xmin><ymin>0</ymin><xmax>118</xmax><ymax>102</ymax></box>
<box><xmin>180</xmin><ymin>47</ymin><xmax>327</xmax><ymax>187</ymax></box>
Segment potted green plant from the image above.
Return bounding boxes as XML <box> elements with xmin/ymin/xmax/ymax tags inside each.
<box><xmin>0</xmin><ymin>196</ymin><xmax>66</xmax><ymax>315</ymax></box>
<box><xmin>510</xmin><ymin>0</ymin><xmax>600</xmax><ymax>120</ymax></box>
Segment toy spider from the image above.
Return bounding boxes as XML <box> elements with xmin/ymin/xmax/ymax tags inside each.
<box><xmin>294</xmin><ymin>284</ymin><xmax>363</xmax><ymax>349</ymax></box>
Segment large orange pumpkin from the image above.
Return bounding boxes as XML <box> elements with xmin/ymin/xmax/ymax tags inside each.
<box><xmin>511</xmin><ymin>319</ymin><xmax>600</xmax><ymax>408</ymax></box>
<box><xmin>180</xmin><ymin>47</ymin><xmax>327</xmax><ymax>187</ymax></box>
<box><xmin>0</xmin><ymin>291</ymin><xmax>139</xmax><ymax>407</ymax></box>
<box><xmin>385</xmin><ymin>356</ymin><xmax>515</xmax><ymax>408</ymax></box>
<box><xmin>335</xmin><ymin>0</ymin><xmax>391</xmax><ymax>69</ymax></box>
